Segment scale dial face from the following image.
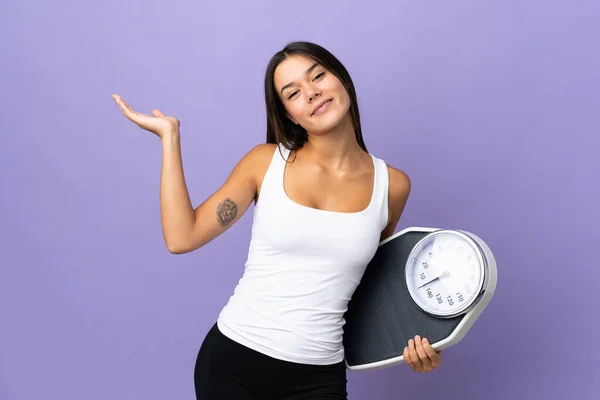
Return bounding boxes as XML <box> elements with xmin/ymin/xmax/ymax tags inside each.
<box><xmin>405</xmin><ymin>230</ymin><xmax>486</xmax><ymax>318</ymax></box>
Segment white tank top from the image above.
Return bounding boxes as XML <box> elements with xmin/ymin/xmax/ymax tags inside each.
<box><xmin>217</xmin><ymin>143</ymin><xmax>389</xmax><ymax>365</ymax></box>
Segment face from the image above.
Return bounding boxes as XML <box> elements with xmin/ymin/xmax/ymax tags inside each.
<box><xmin>273</xmin><ymin>55</ymin><xmax>351</xmax><ymax>134</ymax></box>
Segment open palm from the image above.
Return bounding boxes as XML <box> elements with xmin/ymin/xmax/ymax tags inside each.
<box><xmin>112</xmin><ymin>94</ymin><xmax>180</xmax><ymax>138</ymax></box>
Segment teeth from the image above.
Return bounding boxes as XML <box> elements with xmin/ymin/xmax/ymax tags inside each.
<box><xmin>313</xmin><ymin>100</ymin><xmax>331</xmax><ymax>115</ymax></box>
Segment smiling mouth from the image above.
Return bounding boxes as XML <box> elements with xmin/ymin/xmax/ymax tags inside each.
<box><xmin>311</xmin><ymin>99</ymin><xmax>332</xmax><ymax>116</ymax></box>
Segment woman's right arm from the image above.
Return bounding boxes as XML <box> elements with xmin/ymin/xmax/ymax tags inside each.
<box><xmin>113</xmin><ymin>94</ymin><xmax>273</xmax><ymax>254</ymax></box>
<box><xmin>160</xmin><ymin>134</ymin><xmax>272</xmax><ymax>253</ymax></box>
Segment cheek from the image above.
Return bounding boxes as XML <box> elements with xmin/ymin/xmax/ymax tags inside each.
<box><xmin>339</xmin><ymin>89</ymin><xmax>351</xmax><ymax>108</ymax></box>
<box><xmin>285</xmin><ymin>103</ymin><xmax>306</xmax><ymax>123</ymax></box>
<box><xmin>336</xmin><ymin>85</ymin><xmax>351</xmax><ymax>106</ymax></box>
<box><xmin>325</xmin><ymin>79</ymin><xmax>350</xmax><ymax>107</ymax></box>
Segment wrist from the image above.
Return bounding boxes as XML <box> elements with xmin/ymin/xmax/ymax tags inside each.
<box><xmin>162</xmin><ymin>130</ymin><xmax>180</xmax><ymax>144</ymax></box>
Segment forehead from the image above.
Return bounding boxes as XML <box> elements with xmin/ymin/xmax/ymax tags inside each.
<box><xmin>273</xmin><ymin>55</ymin><xmax>320</xmax><ymax>90</ymax></box>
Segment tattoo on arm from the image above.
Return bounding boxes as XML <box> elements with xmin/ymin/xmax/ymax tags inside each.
<box><xmin>216</xmin><ymin>198</ymin><xmax>238</xmax><ymax>227</ymax></box>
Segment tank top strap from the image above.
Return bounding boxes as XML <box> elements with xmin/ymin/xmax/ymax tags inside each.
<box><xmin>370</xmin><ymin>155</ymin><xmax>390</xmax><ymax>231</ymax></box>
<box><xmin>270</xmin><ymin>143</ymin><xmax>291</xmax><ymax>185</ymax></box>
<box><xmin>256</xmin><ymin>144</ymin><xmax>290</xmax><ymax>205</ymax></box>
<box><xmin>276</xmin><ymin>143</ymin><xmax>292</xmax><ymax>164</ymax></box>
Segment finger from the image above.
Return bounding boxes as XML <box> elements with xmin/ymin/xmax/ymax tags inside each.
<box><xmin>113</xmin><ymin>95</ymin><xmax>136</xmax><ymax>118</ymax></box>
<box><xmin>112</xmin><ymin>94</ymin><xmax>128</xmax><ymax>111</ymax></box>
<box><xmin>121</xmin><ymin>99</ymin><xmax>139</xmax><ymax>117</ymax></box>
<box><xmin>407</xmin><ymin>339</ymin><xmax>423</xmax><ymax>372</ymax></box>
<box><xmin>415</xmin><ymin>336</ymin><xmax>433</xmax><ymax>372</ymax></box>
<box><xmin>151</xmin><ymin>109</ymin><xmax>165</xmax><ymax>118</ymax></box>
<box><xmin>113</xmin><ymin>95</ymin><xmax>140</xmax><ymax>117</ymax></box>
<box><xmin>422</xmin><ymin>338</ymin><xmax>442</xmax><ymax>368</ymax></box>
<box><xmin>405</xmin><ymin>346</ymin><xmax>420</xmax><ymax>372</ymax></box>
<box><xmin>421</xmin><ymin>338</ymin><xmax>437</xmax><ymax>359</ymax></box>
<box><xmin>112</xmin><ymin>94</ymin><xmax>125</xmax><ymax>113</ymax></box>
<box><xmin>113</xmin><ymin>96</ymin><xmax>155</xmax><ymax>126</ymax></box>
<box><xmin>403</xmin><ymin>346</ymin><xmax>416</xmax><ymax>371</ymax></box>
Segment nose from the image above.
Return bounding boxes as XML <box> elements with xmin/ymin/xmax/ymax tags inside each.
<box><xmin>307</xmin><ymin>86</ymin><xmax>321</xmax><ymax>102</ymax></box>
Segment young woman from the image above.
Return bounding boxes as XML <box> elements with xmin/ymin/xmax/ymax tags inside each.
<box><xmin>113</xmin><ymin>41</ymin><xmax>442</xmax><ymax>400</ymax></box>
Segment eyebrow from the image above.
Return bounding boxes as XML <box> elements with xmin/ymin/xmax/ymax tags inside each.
<box><xmin>279</xmin><ymin>62</ymin><xmax>321</xmax><ymax>94</ymax></box>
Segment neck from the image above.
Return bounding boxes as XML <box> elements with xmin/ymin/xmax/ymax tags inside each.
<box><xmin>302</xmin><ymin>114</ymin><xmax>365</xmax><ymax>169</ymax></box>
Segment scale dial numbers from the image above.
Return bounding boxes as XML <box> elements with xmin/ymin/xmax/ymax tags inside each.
<box><xmin>405</xmin><ymin>231</ymin><xmax>486</xmax><ymax>318</ymax></box>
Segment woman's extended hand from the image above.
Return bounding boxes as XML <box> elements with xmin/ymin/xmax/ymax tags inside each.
<box><xmin>112</xmin><ymin>94</ymin><xmax>180</xmax><ymax>139</ymax></box>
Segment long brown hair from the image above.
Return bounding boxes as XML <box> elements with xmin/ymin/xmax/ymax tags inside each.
<box><xmin>264</xmin><ymin>41</ymin><xmax>367</xmax><ymax>153</ymax></box>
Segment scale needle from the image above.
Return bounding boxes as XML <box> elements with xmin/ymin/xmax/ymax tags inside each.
<box><xmin>417</xmin><ymin>270</ymin><xmax>450</xmax><ymax>289</ymax></box>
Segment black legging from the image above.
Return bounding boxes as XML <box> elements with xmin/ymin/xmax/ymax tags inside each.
<box><xmin>194</xmin><ymin>323</ymin><xmax>348</xmax><ymax>399</ymax></box>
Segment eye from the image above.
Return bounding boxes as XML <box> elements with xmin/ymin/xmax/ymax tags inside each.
<box><xmin>313</xmin><ymin>72</ymin><xmax>325</xmax><ymax>81</ymax></box>
<box><xmin>287</xmin><ymin>90</ymin><xmax>299</xmax><ymax>99</ymax></box>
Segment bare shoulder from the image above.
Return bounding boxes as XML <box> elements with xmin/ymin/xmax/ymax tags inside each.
<box><xmin>387</xmin><ymin>164</ymin><xmax>411</xmax><ymax>199</ymax></box>
<box><xmin>239</xmin><ymin>143</ymin><xmax>278</xmax><ymax>200</ymax></box>
<box><xmin>237</xmin><ymin>143</ymin><xmax>278</xmax><ymax>172</ymax></box>
<box><xmin>243</xmin><ymin>143</ymin><xmax>278</xmax><ymax>162</ymax></box>
<box><xmin>223</xmin><ymin>143</ymin><xmax>277</xmax><ymax>188</ymax></box>
<box><xmin>248</xmin><ymin>142</ymin><xmax>279</xmax><ymax>157</ymax></box>
<box><xmin>380</xmin><ymin>163</ymin><xmax>411</xmax><ymax>240</ymax></box>
<box><xmin>243</xmin><ymin>143</ymin><xmax>277</xmax><ymax>178</ymax></box>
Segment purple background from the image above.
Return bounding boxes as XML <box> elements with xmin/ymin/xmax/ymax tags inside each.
<box><xmin>1</xmin><ymin>1</ymin><xmax>599</xmax><ymax>399</ymax></box>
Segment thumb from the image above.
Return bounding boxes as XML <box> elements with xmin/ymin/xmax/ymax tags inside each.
<box><xmin>151</xmin><ymin>109</ymin><xmax>166</xmax><ymax>117</ymax></box>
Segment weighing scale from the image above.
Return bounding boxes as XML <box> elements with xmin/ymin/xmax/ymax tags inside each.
<box><xmin>343</xmin><ymin>227</ymin><xmax>498</xmax><ymax>371</ymax></box>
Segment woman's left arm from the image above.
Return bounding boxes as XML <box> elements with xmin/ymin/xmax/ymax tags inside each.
<box><xmin>380</xmin><ymin>165</ymin><xmax>443</xmax><ymax>373</ymax></box>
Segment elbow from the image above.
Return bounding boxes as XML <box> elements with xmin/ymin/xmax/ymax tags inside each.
<box><xmin>165</xmin><ymin>239</ymin><xmax>190</xmax><ymax>255</ymax></box>
<box><xmin>167</xmin><ymin>245</ymin><xmax>187</xmax><ymax>254</ymax></box>
<box><xmin>165</xmin><ymin>238</ymin><xmax>204</xmax><ymax>255</ymax></box>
